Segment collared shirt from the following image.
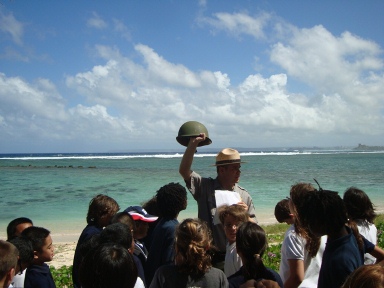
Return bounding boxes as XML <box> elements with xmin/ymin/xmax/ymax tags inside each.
<box><xmin>24</xmin><ymin>263</ymin><xmax>56</xmax><ymax>288</ymax></box>
<box><xmin>318</xmin><ymin>227</ymin><xmax>363</xmax><ymax>288</ymax></box>
<box><xmin>186</xmin><ymin>171</ymin><xmax>256</xmax><ymax>252</ymax></box>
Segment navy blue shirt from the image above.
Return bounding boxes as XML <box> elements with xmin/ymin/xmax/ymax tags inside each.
<box><xmin>318</xmin><ymin>227</ymin><xmax>364</xmax><ymax>288</ymax></box>
<box><xmin>228</xmin><ymin>266</ymin><xmax>283</xmax><ymax>288</ymax></box>
<box><xmin>72</xmin><ymin>224</ymin><xmax>103</xmax><ymax>288</ymax></box>
<box><xmin>134</xmin><ymin>254</ymin><xmax>147</xmax><ymax>287</ymax></box>
<box><xmin>145</xmin><ymin>218</ymin><xmax>178</xmax><ymax>285</ymax></box>
<box><xmin>24</xmin><ymin>263</ymin><xmax>56</xmax><ymax>288</ymax></box>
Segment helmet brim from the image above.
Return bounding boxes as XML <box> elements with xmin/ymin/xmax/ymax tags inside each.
<box><xmin>176</xmin><ymin>136</ymin><xmax>212</xmax><ymax>147</ymax></box>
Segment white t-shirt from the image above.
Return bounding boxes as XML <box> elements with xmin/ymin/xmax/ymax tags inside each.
<box><xmin>279</xmin><ymin>224</ymin><xmax>326</xmax><ymax>288</ymax></box>
<box><xmin>279</xmin><ymin>224</ymin><xmax>305</xmax><ymax>283</ymax></box>
<box><xmin>134</xmin><ymin>277</ymin><xmax>145</xmax><ymax>288</ymax></box>
<box><xmin>356</xmin><ymin>219</ymin><xmax>377</xmax><ymax>265</ymax></box>
<box><xmin>224</xmin><ymin>241</ymin><xmax>242</xmax><ymax>277</ymax></box>
<box><xmin>299</xmin><ymin>236</ymin><xmax>326</xmax><ymax>288</ymax></box>
<box><xmin>11</xmin><ymin>269</ymin><xmax>27</xmax><ymax>288</ymax></box>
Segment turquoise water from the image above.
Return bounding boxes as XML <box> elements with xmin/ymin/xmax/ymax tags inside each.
<box><xmin>0</xmin><ymin>151</ymin><xmax>383</xmax><ymax>239</ymax></box>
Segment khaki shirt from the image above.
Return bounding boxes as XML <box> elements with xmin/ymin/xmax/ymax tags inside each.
<box><xmin>186</xmin><ymin>171</ymin><xmax>257</xmax><ymax>252</ymax></box>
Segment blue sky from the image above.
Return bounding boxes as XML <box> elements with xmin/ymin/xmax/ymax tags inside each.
<box><xmin>1</xmin><ymin>1</ymin><xmax>383</xmax><ymax>153</ymax></box>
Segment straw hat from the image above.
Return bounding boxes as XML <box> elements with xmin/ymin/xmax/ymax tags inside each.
<box><xmin>213</xmin><ymin>148</ymin><xmax>246</xmax><ymax>166</ymax></box>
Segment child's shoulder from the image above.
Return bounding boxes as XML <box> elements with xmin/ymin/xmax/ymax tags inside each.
<box><xmin>79</xmin><ymin>224</ymin><xmax>102</xmax><ymax>240</ymax></box>
<box><xmin>25</xmin><ymin>264</ymin><xmax>55</xmax><ymax>288</ymax></box>
<box><xmin>27</xmin><ymin>263</ymin><xmax>51</xmax><ymax>273</ymax></box>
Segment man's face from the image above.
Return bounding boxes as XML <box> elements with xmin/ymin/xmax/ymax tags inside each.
<box><xmin>36</xmin><ymin>235</ymin><xmax>54</xmax><ymax>263</ymax></box>
<box><xmin>223</xmin><ymin>215</ymin><xmax>242</xmax><ymax>244</ymax></box>
<box><xmin>220</xmin><ymin>164</ymin><xmax>241</xmax><ymax>184</ymax></box>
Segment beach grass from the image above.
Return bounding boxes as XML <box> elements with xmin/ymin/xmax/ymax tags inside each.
<box><xmin>50</xmin><ymin>215</ymin><xmax>384</xmax><ymax>288</ymax></box>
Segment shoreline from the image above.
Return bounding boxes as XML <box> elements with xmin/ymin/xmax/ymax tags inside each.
<box><xmin>3</xmin><ymin>204</ymin><xmax>383</xmax><ymax>242</ymax></box>
<box><xmin>12</xmin><ymin>211</ymin><xmax>282</xmax><ymax>269</ymax></box>
<box><xmin>3</xmin><ymin>206</ymin><xmax>384</xmax><ymax>269</ymax></box>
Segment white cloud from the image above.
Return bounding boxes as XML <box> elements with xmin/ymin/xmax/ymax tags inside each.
<box><xmin>87</xmin><ymin>12</ymin><xmax>108</xmax><ymax>29</ymax></box>
<box><xmin>0</xmin><ymin>73</ymin><xmax>66</xmax><ymax>121</ymax></box>
<box><xmin>270</xmin><ymin>25</ymin><xmax>384</xmax><ymax>107</ymax></box>
<box><xmin>135</xmin><ymin>44</ymin><xmax>201</xmax><ymax>88</ymax></box>
<box><xmin>1</xmin><ymin>9</ymin><xmax>383</xmax><ymax>152</ymax></box>
<box><xmin>8</xmin><ymin>38</ymin><xmax>381</xmax><ymax>150</ymax></box>
<box><xmin>199</xmin><ymin>11</ymin><xmax>270</xmax><ymax>39</ymax></box>
<box><xmin>0</xmin><ymin>10</ymin><xmax>23</xmax><ymax>45</ymax></box>
<box><xmin>112</xmin><ymin>18</ymin><xmax>131</xmax><ymax>41</ymax></box>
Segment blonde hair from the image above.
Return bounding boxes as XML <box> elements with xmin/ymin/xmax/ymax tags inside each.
<box><xmin>175</xmin><ymin>218</ymin><xmax>212</xmax><ymax>276</ymax></box>
<box><xmin>341</xmin><ymin>264</ymin><xmax>384</xmax><ymax>288</ymax></box>
<box><xmin>218</xmin><ymin>204</ymin><xmax>249</xmax><ymax>225</ymax></box>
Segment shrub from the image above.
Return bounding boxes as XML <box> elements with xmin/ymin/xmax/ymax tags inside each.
<box><xmin>50</xmin><ymin>265</ymin><xmax>73</xmax><ymax>288</ymax></box>
<box><xmin>377</xmin><ymin>222</ymin><xmax>384</xmax><ymax>249</ymax></box>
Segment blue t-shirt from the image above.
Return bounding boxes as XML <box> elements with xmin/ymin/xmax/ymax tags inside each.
<box><xmin>145</xmin><ymin>218</ymin><xmax>178</xmax><ymax>285</ymax></box>
<box><xmin>72</xmin><ymin>224</ymin><xmax>103</xmax><ymax>288</ymax></box>
<box><xmin>24</xmin><ymin>263</ymin><xmax>56</xmax><ymax>288</ymax></box>
<box><xmin>318</xmin><ymin>227</ymin><xmax>364</xmax><ymax>288</ymax></box>
<box><xmin>228</xmin><ymin>266</ymin><xmax>283</xmax><ymax>288</ymax></box>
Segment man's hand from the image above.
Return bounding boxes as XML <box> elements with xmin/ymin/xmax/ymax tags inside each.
<box><xmin>188</xmin><ymin>133</ymin><xmax>206</xmax><ymax>146</ymax></box>
<box><xmin>236</xmin><ymin>201</ymin><xmax>248</xmax><ymax>211</ymax></box>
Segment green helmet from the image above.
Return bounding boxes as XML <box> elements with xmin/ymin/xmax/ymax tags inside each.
<box><xmin>176</xmin><ymin>121</ymin><xmax>212</xmax><ymax>147</ymax></box>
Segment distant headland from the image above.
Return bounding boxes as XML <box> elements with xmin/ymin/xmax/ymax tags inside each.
<box><xmin>353</xmin><ymin>144</ymin><xmax>384</xmax><ymax>151</ymax></box>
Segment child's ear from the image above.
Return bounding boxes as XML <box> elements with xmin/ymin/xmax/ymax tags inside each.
<box><xmin>5</xmin><ymin>267</ymin><xmax>15</xmax><ymax>287</ymax></box>
<box><xmin>33</xmin><ymin>250</ymin><xmax>39</xmax><ymax>259</ymax></box>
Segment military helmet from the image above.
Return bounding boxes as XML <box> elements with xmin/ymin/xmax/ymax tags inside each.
<box><xmin>176</xmin><ymin>121</ymin><xmax>212</xmax><ymax>147</ymax></box>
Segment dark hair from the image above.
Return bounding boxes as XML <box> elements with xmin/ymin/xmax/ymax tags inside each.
<box><xmin>21</xmin><ymin>226</ymin><xmax>50</xmax><ymax>252</ymax></box>
<box><xmin>343</xmin><ymin>187</ymin><xmax>376</xmax><ymax>224</ymax></box>
<box><xmin>142</xmin><ymin>195</ymin><xmax>163</xmax><ymax>218</ymax></box>
<box><xmin>79</xmin><ymin>234</ymin><xmax>101</xmax><ymax>260</ymax></box>
<box><xmin>156</xmin><ymin>183</ymin><xmax>187</xmax><ymax>218</ymax></box>
<box><xmin>6</xmin><ymin>217</ymin><xmax>33</xmax><ymax>240</ymax></box>
<box><xmin>98</xmin><ymin>223</ymin><xmax>133</xmax><ymax>250</ymax></box>
<box><xmin>296</xmin><ymin>190</ymin><xmax>347</xmax><ymax>236</ymax></box>
<box><xmin>86</xmin><ymin>194</ymin><xmax>120</xmax><ymax>225</ymax></box>
<box><xmin>175</xmin><ymin>218</ymin><xmax>213</xmax><ymax>277</ymax></box>
<box><xmin>0</xmin><ymin>240</ymin><xmax>18</xmax><ymax>279</ymax></box>
<box><xmin>111</xmin><ymin>212</ymin><xmax>135</xmax><ymax>230</ymax></box>
<box><xmin>293</xmin><ymin>187</ymin><xmax>368</xmax><ymax>253</ymax></box>
<box><xmin>79</xmin><ymin>243</ymin><xmax>138</xmax><ymax>288</ymax></box>
<box><xmin>290</xmin><ymin>183</ymin><xmax>321</xmax><ymax>257</ymax></box>
<box><xmin>8</xmin><ymin>237</ymin><xmax>34</xmax><ymax>269</ymax></box>
<box><xmin>274</xmin><ymin>199</ymin><xmax>291</xmax><ymax>223</ymax></box>
<box><xmin>235</xmin><ymin>222</ymin><xmax>272</xmax><ymax>281</ymax></box>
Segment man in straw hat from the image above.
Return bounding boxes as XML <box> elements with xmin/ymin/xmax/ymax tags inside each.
<box><xmin>179</xmin><ymin>133</ymin><xmax>256</xmax><ymax>268</ymax></box>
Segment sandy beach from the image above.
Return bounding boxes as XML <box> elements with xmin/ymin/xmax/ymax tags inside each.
<box><xmin>47</xmin><ymin>209</ymin><xmax>279</xmax><ymax>268</ymax></box>
<box><xmin>9</xmin><ymin>205</ymin><xmax>384</xmax><ymax>269</ymax></box>
<box><xmin>50</xmin><ymin>242</ymin><xmax>77</xmax><ymax>268</ymax></box>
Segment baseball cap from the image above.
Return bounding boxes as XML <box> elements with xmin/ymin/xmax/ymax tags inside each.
<box><xmin>124</xmin><ymin>206</ymin><xmax>158</xmax><ymax>222</ymax></box>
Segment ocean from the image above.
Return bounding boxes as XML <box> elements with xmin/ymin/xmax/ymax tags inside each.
<box><xmin>1</xmin><ymin>149</ymin><xmax>383</xmax><ymax>241</ymax></box>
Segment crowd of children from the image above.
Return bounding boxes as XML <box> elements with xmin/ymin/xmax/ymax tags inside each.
<box><xmin>2</xmin><ymin>180</ymin><xmax>384</xmax><ymax>288</ymax></box>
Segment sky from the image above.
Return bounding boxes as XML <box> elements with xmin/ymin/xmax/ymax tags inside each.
<box><xmin>1</xmin><ymin>0</ymin><xmax>383</xmax><ymax>153</ymax></box>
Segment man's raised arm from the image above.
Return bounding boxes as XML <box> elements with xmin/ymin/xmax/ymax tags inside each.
<box><xmin>179</xmin><ymin>133</ymin><xmax>206</xmax><ymax>181</ymax></box>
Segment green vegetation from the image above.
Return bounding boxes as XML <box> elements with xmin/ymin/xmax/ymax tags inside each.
<box><xmin>50</xmin><ymin>217</ymin><xmax>384</xmax><ymax>288</ymax></box>
<box><xmin>50</xmin><ymin>265</ymin><xmax>73</xmax><ymax>288</ymax></box>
